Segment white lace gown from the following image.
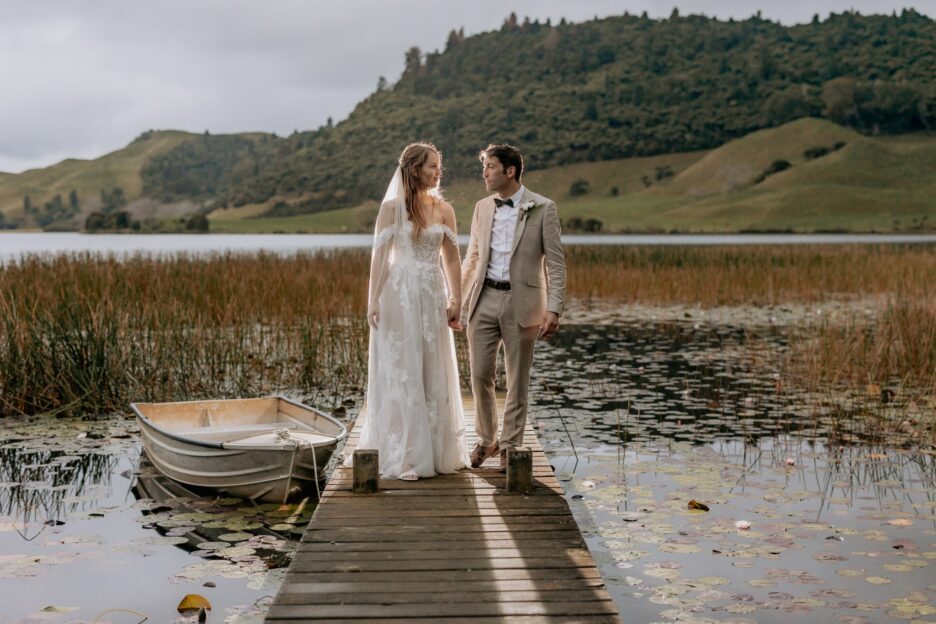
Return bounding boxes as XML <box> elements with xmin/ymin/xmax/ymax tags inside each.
<box><xmin>348</xmin><ymin>219</ymin><xmax>470</xmax><ymax>478</ymax></box>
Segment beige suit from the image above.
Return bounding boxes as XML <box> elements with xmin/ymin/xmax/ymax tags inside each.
<box><xmin>461</xmin><ymin>188</ymin><xmax>566</xmax><ymax>451</ymax></box>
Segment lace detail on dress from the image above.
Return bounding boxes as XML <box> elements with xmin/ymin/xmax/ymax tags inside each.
<box><xmin>374</xmin><ymin>226</ymin><xmax>394</xmax><ymax>250</ymax></box>
<box><xmin>434</xmin><ymin>223</ymin><xmax>459</xmax><ymax>246</ymax></box>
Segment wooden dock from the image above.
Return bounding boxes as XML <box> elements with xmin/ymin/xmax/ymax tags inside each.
<box><xmin>266</xmin><ymin>397</ymin><xmax>622</xmax><ymax>623</ymax></box>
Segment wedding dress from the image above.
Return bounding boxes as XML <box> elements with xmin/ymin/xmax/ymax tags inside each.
<box><xmin>346</xmin><ymin>167</ymin><xmax>470</xmax><ymax>478</ymax></box>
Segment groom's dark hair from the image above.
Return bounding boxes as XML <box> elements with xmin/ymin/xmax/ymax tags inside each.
<box><xmin>480</xmin><ymin>144</ymin><xmax>523</xmax><ymax>182</ymax></box>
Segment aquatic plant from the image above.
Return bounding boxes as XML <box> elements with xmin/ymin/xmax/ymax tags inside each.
<box><xmin>0</xmin><ymin>245</ymin><xmax>932</xmax><ymax>417</ymax></box>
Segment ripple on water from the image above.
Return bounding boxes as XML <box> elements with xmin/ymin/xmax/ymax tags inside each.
<box><xmin>530</xmin><ymin>320</ymin><xmax>936</xmax><ymax>624</ymax></box>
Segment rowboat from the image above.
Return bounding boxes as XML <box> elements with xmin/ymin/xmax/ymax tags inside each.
<box><xmin>131</xmin><ymin>396</ymin><xmax>347</xmax><ymax>503</ymax></box>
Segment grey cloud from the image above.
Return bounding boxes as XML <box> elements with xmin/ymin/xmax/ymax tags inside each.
<box><xmin>0</xmin><ymin>0</ymin><xmax>929</xmax><ymax>172</ymax></box>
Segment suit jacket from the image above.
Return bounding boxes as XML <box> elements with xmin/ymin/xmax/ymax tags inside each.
<box><xmin>461</xmin><ymin>188</ymin><xmax>566</xmax><ymax>328</ymax></box>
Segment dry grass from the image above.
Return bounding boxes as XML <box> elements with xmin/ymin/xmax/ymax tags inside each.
<box><xmin>0</xmin><ymin>251</ymin><xmax>371</xmax><ymax>416</ymax></box>
<box><xmin>0</xmin><ymin>244</ymin><xmax>932</xmax><ymax>416</ymax></box>
<box><xmin>566</xmin><ymin>244</ymin><xmax>935</xmax><ymax>306</ymax></box>
<box><xmin>566</xmin><ymin>244</ymin><xmax>934</xmax><ymax>390</ymax></box>
<box><xmin>789</xmin><ymin>293</ymin><xmax>935</xmax><ymax>391</ymax></box>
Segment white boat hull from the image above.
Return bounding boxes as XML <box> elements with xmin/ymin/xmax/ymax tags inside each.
<box><xmin>132</xmin><ymin>396</ymin><xmax>347</xmax><ymax>502</ymax></box>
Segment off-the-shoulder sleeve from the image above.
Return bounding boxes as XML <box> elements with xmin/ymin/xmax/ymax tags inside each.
<box><xmin>440</xmin><ymin>224</ymin><xmax>459</xmax><ymax>247</ymax></box>
<box><xmin>438</xmin><ymin>214</ymin><xmax>462</xmax><ymax>304</ymax></box>
<box><xmin>368</xmin><ymin>200</ymin><xmax>396</xmax><ymax>309</ymax></box>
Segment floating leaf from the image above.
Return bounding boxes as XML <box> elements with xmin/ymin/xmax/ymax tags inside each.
<box><xmin>268</xmin><ymin>523</ymin><xmax>295</xmax><ymax>532</ymax></box>
<box><xmin>658</xmin><ymin>543</ymin><xmax>702</xmax><ymax>554</ymax></box>
<box><xmin>724</xmin><ymin>603</ymin><xmax>758</xmax><ymax>614</ymax></box>
<box><xmin>865</xmin><ymin>576</ymin><xmax>892</xmax><ymax>584</ymax></box>
<box><xmin>177</xmin><ymin>593</ymin><xmax>211</xmax><ymax>613</ymax></box>
<box><xmin>748</xmin><ymin>579</ymin><xmax>777</xmax><ymax>588</ymax></box>
<box><xmin>835</xmin><ymin>568</ymin><xmax>868</xmax><ymax>577</ymax></box>
<box><xmin>40</xmin><ymin>606</ymin><xmax>78</xmax><ymax>613</ymax></box>
<box><xmin>814</xmin><ymin>553</ymin><xmax>848</xmax><ymax>562</ymax></box>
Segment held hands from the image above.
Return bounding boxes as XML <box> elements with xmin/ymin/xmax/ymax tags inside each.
<box><xmin>539</xmin><ymin>311</ymin><xmax>560</xmax><ymax>340</ymax></box>
<box><xmin>367</xmin><ymin>303</ymin><xmax>379</xmax><ymax>329</ymax></box>
<box><xmin>446</xmin><ymin>299</ymin><xmax>463</xmax><ymax>331</ymax></box>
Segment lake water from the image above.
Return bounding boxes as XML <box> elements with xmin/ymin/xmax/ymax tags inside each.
<box><xmin>2</xmin><ymin>232</ymin><xmax>936</xmax><ymax>263</ymax></box>
<box><xmin>531</xmin><ymin>321</ymin><xmax>936</xmax><ymax>624</ymax></box>
<box><xmin>1</xmin><ymin>317</ymin><xmax>932</xmax><ymax>623</ymax></box>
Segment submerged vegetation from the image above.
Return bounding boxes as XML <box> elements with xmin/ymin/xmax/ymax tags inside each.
<box><xmin>565</xmin><ymin>244</ymin><xmax>935</xmax><ymax>393</ymax></box>
<box><xmin>0</xmin><ymin>245</ymin><xmax>932</xmax><ymax>418</ymax></box>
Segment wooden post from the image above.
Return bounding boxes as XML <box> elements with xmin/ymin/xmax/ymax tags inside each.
<box><xmin>352</xmin><ymin>449</ymin><xmax>378</xmax><ymax>494</ymax></box>
<box><xmin>506</xmin><ymin>447</ymin><xmax>532</xmax><ymax>494</ymax></box>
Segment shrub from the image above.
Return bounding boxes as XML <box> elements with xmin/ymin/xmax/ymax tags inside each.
<box><xmin>754</xmin><ymin>160</ymin><xmax>792</xmax><ymax>183</ymax></box>
<box><xmin>186</xmin><ymin>214</ymin><xmax>210</xmax><ymax>232</ymax></box>
<box><xmin>569</xmin><ymin>179</ymin><xmax>590</xmax><ymax>196</ymax></box>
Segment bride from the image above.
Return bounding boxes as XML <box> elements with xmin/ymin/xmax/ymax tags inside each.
<box><xmin>348</xmin><ymin>143</ymin><xmax>470</xmax><ymax>480</ymax></box>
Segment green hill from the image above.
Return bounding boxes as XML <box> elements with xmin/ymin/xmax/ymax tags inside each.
<box><xmin>1</xmin><ymin>10</ymin><xmax>935</xmax><ymax>232</ymax></box>
<box><xmin>0</xmin><ymin>130</ymin><xmax>274</xmax><ymax>230</ymax></box>
<box><xmin>661</xmin><ymin>118</ymin><xmax>860</xmax><ymax>196</ymax></box>
<box><xmin>201</xmin><ymin>9</ymin><xmax>934</xmax><ymax>215</ymax></box>
<box><xmin>207</xmin><ymin>119</ymin><xmax>936</xmax><ymax>234</ymax></box>
<box><xmin>0</xmin><ymin>131</ymin><xmax>197</xmax><ymax>228</ymax></box>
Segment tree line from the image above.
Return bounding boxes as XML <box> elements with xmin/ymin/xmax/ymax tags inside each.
<box><xmin>138</xmin><ymin>9</ymin><xmax>934</xmax><ymax>217</ymax></box>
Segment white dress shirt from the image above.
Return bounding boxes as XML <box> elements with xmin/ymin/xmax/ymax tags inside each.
<box><xmin>485</xmin><ymin>186</ymin><xmax>525</xmax><ymax>282</ymax></box>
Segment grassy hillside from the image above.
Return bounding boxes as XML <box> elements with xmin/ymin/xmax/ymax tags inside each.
<box><xmin>0</xmin><ymin>130</ymin><xmax>272</xmax><ymax>229</ymax></box>
<box><xmin>0</xmin><ymin>131</ymin><xmax>196</xmax><ymax>226</ymax></box>
<box><xmin>201</xmin><ymin>9</ymin><xmax>934</xmax><ymax>213</ymax></box>
<box><xmin>209</xmin><ymin>119</ymin><xmax>936</xmax><ymax>233</ymax></box>
<box><xmin>3</xmin><ymin>11</ymin><xmax>934</xmax><ymax>232</ymax></box>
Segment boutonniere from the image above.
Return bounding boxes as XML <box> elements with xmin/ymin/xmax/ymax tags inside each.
<box><xmin>520</xmin><ymin>200</ymin><xmax>537</xmax><ymax>216</ymax></box>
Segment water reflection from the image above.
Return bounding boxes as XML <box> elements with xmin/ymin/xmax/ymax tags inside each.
<box><xmin>0</xmin><ymin>419</ymin><xmax>126</xmax><ymax>540</ymax></box>
<box><xmin>1</xmin><ymin>318</ymin><xmax>933</xmax><ymax>622</ymax></box>
<box><xmin>533</xmin><ymin>321</ymin><xmax>926</xmax><ymax>447</ymax></box>
<box><xmin>131</xmin><ymin>453</ymin><xmax>311</xmax><ymax>564</ymax></box>
<box><xmin>531</xmin><ymin>321</ymin><xmax>936</xmax><ymax>623</ymax></box>
<box><xmin>0</xmin><ymin>415</ymin><xmax>303</xmax><ymax>621</ymax></box>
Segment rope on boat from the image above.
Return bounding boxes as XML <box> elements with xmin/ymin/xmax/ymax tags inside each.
<box><xmin>278</xmin><ymin>428</ymin><xmax>321</xmax><ymax>504</ymax></box>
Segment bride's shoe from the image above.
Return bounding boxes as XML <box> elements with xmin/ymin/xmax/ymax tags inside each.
<box><xmin>398</xmin><ymin>467</ymin><xmax>418</xmax><ymax>481</ymax></box>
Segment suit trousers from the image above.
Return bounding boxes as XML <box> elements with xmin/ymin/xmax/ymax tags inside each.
<box><xmin>467</xmin><ymin>286</ymin><xmax>540</xmax><ymax>450</ymax></box>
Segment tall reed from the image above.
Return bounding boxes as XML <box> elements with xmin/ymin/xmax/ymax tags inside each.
<box><xmin>565</xmin><ymin>244</ymin><xmax>935</xmax><ymax>390</ymax></box>
<box><xmin>1</xmin><ymin>245</ymin><xmax>932</xmax><ymax>416</ymax></box>
<box><xmin>565</xmin><ymin>244</ymin><xmax>935</xmax><ymax>306</ymax></box>
<box><xmin>0</xmin><ymin>251</ymin><xmax>370</xmax><ymax>416</ymax></box>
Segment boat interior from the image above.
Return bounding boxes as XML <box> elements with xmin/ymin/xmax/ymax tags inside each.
<box><xmin>134</xmin><ymin>397</ymin><xmax>344</xmax><ymax>446</ymax></box>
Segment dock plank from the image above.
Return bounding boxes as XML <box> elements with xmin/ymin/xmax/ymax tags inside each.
<box><xmin>265</xmin><ymin>395</ymin><xmax>621</xmax><ymax>623</ymax></box>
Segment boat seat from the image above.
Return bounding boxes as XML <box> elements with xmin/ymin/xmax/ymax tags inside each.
<box><xmin>224</xmin><ymin>431</ymin><xmax>336</xmax><ymax>447</ymax></box>
<box><xmin>177</xmin><ymin>423</ymin><xmax>299</xmax><ymax>443</ymax></box>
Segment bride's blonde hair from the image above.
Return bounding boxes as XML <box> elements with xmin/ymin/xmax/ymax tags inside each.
<box><xmin>399</xmin><ymin>142</ymin><xmax>441</xmax><ymax>240</ymax></box>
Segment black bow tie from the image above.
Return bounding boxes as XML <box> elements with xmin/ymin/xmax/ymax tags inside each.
<box><xmin>494</xmin><ymin>197</ymin><xmax>514</xmax><ymax>208</ymax></box>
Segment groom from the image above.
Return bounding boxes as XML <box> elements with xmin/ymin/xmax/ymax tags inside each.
<box><xmin>461</xmin><ymin>144</ymin><xmax>566</xmax><ymax>472</ymax></box>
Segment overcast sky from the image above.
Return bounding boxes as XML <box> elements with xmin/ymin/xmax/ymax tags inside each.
<box><xmin>0</xmin><ymin>1</ymin><xmax>929</xmax><ymax>173</ymax></box>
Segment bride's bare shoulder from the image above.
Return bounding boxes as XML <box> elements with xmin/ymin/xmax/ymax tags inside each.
<box><xmin>439</xmin><ymin>200</ymin><xmax>459</xmax><ymax>229</ymax></box>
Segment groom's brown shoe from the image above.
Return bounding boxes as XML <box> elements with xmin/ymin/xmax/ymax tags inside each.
<box><xmin>498</xmin><ymin>449</ymin><xmax>508</xmax><ymax>473</ymax></box>
<box><xmin>470</xmin><ymin>441</ymin><xmax>499</xmax><ymax>468</ymax></box>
